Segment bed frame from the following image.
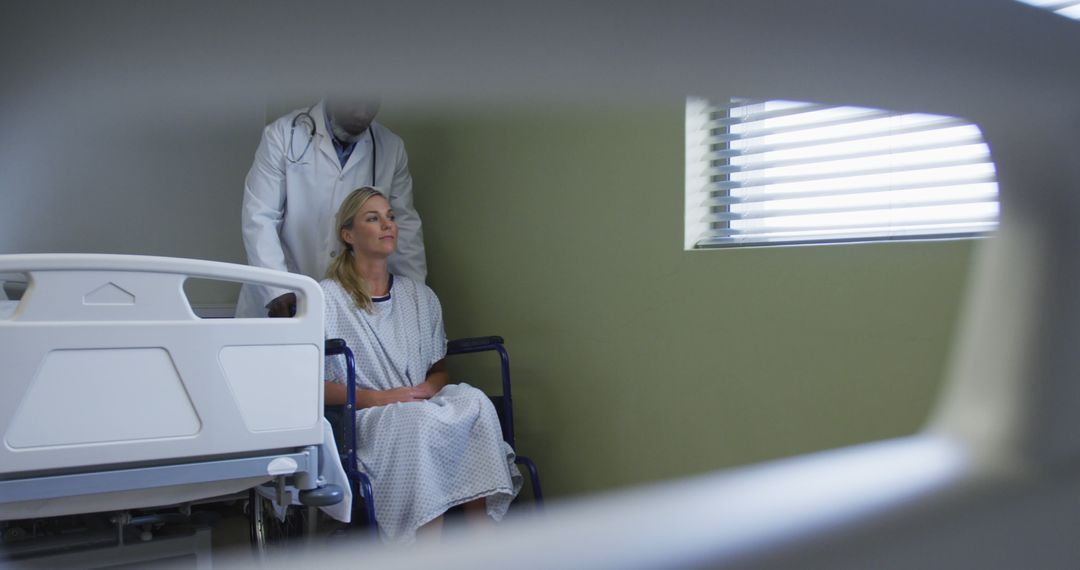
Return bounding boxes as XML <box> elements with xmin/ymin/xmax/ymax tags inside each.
<box><xmin>0</xmin><ymin>254</ymin><xmax>339</xmax><ymax>522</ymax></box>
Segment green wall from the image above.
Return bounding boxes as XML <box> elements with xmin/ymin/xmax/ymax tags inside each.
<box><xmin>385</xmin><ymin>101</ymin><xmax>975</xmax><ymax>499</ymax></box>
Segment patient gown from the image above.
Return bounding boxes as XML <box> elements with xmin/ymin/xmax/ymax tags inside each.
<box><xmin>322</xmin><ymin>276</ymin><xmax>521</xmax><ymax>542</ymax></box>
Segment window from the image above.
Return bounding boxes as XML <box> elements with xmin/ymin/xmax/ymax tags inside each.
<box><xmin>685</xmin><ymin>98</ymin><xmax>1000</xmax><ymax>249</ymax></box>
<box><xmin>1016</xmin><ymin>0</ymin><xmax>1080</xmax><ymax>21</ymax></box>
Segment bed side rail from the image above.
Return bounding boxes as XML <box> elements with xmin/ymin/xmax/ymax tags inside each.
<box><xmin>0</xmin><ymin>254</ymin><xmax>326</xmax><ymax>476</ymax></box>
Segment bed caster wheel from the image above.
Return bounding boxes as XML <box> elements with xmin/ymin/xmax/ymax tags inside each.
<box><xmin>3</xmin><ymin>526</ymin><xmax>28</xmax><ymax>541</ymax></box>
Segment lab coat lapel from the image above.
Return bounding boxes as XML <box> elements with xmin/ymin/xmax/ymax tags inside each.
<box><xmin>338</xmin><ymin>126</ymin><xmax>373</xmax><ymax>182</ymax></box>
<box><xmin>312</xmin><ymin>101</ymin><xmax>340</xmax><ymax>169</ymax></box>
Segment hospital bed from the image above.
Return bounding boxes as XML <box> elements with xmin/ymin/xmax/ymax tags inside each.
<box><xmin>0</xmin><ymin>254</ymin><xmax>345</xmax><ymax>566</ymax></box>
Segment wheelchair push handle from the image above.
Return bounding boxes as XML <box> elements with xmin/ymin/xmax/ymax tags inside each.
<box><xmin>324</xmin><ymin>338</ymin><xmax>348</xmax><ymax>353</ymax></box>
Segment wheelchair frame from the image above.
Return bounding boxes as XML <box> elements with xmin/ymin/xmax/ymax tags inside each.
<box><xmin>325</xmin><ymin>335</ymin><xmax>544</xmax><ymax>537</ymax></box>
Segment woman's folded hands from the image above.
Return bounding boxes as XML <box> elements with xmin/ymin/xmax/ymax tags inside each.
<box><xmin>359</xmin><ymin>382</ymin><xmax>440</xmax><ymax>408</ymax></box>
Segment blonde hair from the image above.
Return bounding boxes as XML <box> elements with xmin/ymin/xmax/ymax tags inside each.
<box><xmin>326</xmin><ymin>186</ymin><xmax>386</xmax><ymax>312</ymax></box>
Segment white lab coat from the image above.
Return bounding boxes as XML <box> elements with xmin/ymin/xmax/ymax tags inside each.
<box><xmin>237</xmin><ymin>102</ymin><xmax>426</xmax><ymax>317</ymax></box>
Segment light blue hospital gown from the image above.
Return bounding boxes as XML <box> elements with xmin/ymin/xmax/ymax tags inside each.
<box><xmin>322</xmin><ymin>276</ymin><xmax>521</xmax><ymax>542</ymax></box>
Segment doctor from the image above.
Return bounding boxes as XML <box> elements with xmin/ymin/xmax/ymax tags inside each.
<box><xmin>237</xmin><ymin>97</ymin><xmax>426</xmax><ymax>317</ymax></box>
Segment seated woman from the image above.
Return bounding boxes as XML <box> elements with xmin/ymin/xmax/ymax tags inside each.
<box><xmin>322</xmin><ymin>187</ymin><xmax>521</xmax><ymax>543</ymax></box>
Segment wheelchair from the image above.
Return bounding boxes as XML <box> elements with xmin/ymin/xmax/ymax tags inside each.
<box><xmin>325</xmin><ymin>335</ymin><xmax>545</xmax><ymax>538</ymax></box>
<box><xmin>250</xmin><ymin>336</ymin><xmax>544</xmax><ymax>550</ymax></box>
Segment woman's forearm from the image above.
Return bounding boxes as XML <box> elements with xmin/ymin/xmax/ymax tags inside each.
<box><xmin>324</xmin><ymin>380</ymin><xmax>380</xmax><ymax>408</ymax></box>
<box><xmin>325</xmin><ymin>360</ymin><xmax>449</xmax><ymax>408</ymax></box>
<box><xmin>324</xmin><ymin>380</ymin><xmax>422</xmax><ymax>408</ymax></box>
<box><xmin>324</xmin><ymin>381</ymin><xmax>348</xmax><ymax>406</ymax></box>
<box><xmin>414</xmin><ymin>360</ymin><xmax>449</xmax><ymax>398</ymax></box>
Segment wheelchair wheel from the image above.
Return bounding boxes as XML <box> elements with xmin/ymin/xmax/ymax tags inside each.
<box><xmin>248</xmin><ymin>488</ymin><xmax>305</xmax><ymax>561</ymax></box>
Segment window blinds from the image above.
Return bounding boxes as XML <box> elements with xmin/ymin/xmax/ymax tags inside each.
<box><xmin>686</xmin><ymin>98</ymin><xmax>1000</xmax><ymax>248</ymax></box>
<box><xmin>1016</xmin><ymin>0</ymin><xmax>1080</xmax><ymax>21</ymax></box>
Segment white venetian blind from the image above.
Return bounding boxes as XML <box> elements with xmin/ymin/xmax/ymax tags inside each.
<box><xmin>1015</xmin><ymin>0</ymin><xmax>1080</xmax><ymax>21</ymax></box>
<box><xmin>685</xmin><ymin>98</ymin><xmax>1000</xmax><ymax>248</ymax></box>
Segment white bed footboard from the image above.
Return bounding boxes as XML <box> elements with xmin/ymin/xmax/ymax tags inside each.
<box><xmin>0</xmin><ymin>254</ymin><xmax>325</xmax><ymax>476</ymax></box>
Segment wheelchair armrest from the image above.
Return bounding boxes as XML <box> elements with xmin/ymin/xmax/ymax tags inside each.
<box><xmin>447</xmin><ymin>336</ymin><xmax>505</xmax><ymax>354</ymax></box>
<box><xmin>445</xmin><ymin>335</ymin><xmax>515</xmax><ymax>447</ymax></box>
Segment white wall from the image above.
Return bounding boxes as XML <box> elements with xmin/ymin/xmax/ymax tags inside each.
<box><xmin>1</xmin><ymin>70</ymin><xmax>268</xmax><ymax>304</ymax></box>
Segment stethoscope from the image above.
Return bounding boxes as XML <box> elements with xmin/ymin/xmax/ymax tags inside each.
<box><xmin>287</xmin><ymin>104</ymin><xmax>378</xmax><ymax>184</ymax></box>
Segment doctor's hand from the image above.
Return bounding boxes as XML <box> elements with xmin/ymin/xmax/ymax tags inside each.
<box><xmin>267</xmin><ymin>293</ymin><xmax>297</xmax><ymax>318</ymax></box>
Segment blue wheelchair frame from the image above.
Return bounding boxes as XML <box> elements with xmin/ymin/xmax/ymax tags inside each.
<box><xmin>325</xmin><ymin>336</ymin><xmax>544</xmax><ymax>537</ymax></box>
